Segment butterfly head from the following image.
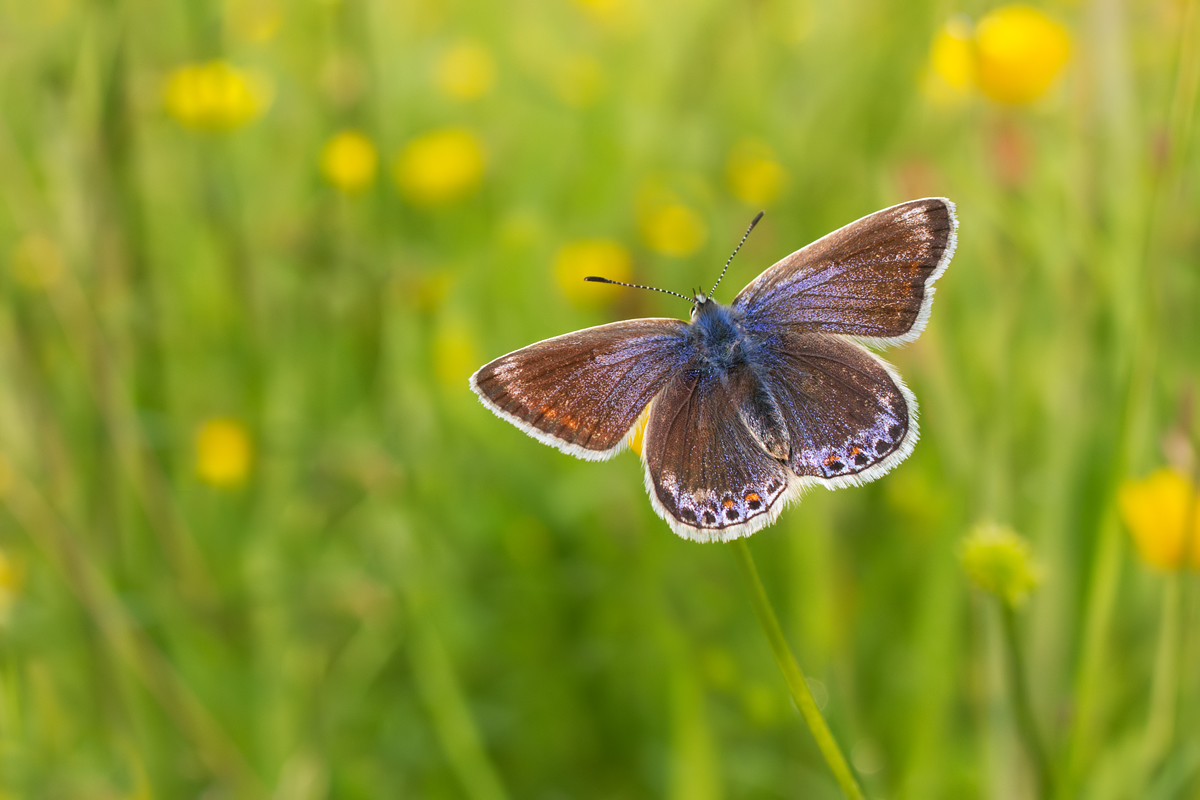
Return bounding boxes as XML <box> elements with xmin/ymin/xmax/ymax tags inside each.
<box><xmin>690</xmin><ymin>291</ymin><xmax>711</xmax><ymax>317</ymax></box>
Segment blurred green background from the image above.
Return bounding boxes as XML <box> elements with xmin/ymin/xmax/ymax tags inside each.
<box><xmin>1</xmin><ymin>0</ymin><xmax>1199</xmax><ymax>797</ymax></box>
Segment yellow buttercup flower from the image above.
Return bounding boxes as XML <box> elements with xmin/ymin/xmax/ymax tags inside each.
<box><xmin>975</xmin><ymin>5</ymin><xmax>1070</xmax><ymax>104</ymax></box>
<box><xmin>435</xmin><ymin>41</ymin><xmax>496</xmax><ymax>101</ymax></box>
<box><xmin>640</xmin><ymin>204</ymin><xmax>706</xmax><ymax>257</ymax></box>
<box><xmin>164</xmin><ymin>61</ymin><xmax>271</xmax><ymax>131</ymax></box>
<box><xmin>554</xmin><ymin>239</ymin><xmax>632</xmax><ymax>306</ymax></box>
<box><xmin>0</xmin><ymin>548</ymin><xmax>21</xmax><ymax>624</ymax></box>
<box><xmin>195</xmin><ymin>418</ymin><xmax>252</xmax><ymax>487</ymax></box>
<box><xmin>432</xmin><ymin>321</ymin><xmax>479</xmax><ymax>390</ymax></box>
<box><xmin>394</xmin><ymin>128</ymin><xmax>486</xmax><ymax>207</ymax></box>
<box><xmin>320</xmin><ymin>130</ymin><xmax>378</xmax><ymax>194</ymax></box>
<box><xmin>923</xmin><ymin>7</ymin><xmax>1070</xmax><ymax>106</ymax></box>
<box><xmin>925</xmin><ymin>16</ymin><xmax>975</xmax><ymax>102</ymax></box>
<box><xmin>726</xmin><ymin>139</ymin><xmax>788</xmax><ymax>207</ymax></box>
<box><xmin>638</xmin><ymin>184</ymin><xmax>707</xmax><ymax>257</ymax></box>
<box><xmin>572</xmin><ymin>0</ymin><xmax>640</xmax><ymax>32</ymax></box>
<box><xmin>224</xmin><ymin>0</ymin><xmax>282</xmax><ymax>43</ymax></box>
<box><xmin>1118</xmin><ymin>469</ymin><xmax>1200</xmax><ymax>571</ymax></box>
<box><xmin>11</xmin><ymin>233</ymin><xmax>64</xmax><ymax>289</ymax></box>
<box><xmin>960</xmin><ymin>523</ymin><xmax>1041</xmax><ymax>608</ymax></box>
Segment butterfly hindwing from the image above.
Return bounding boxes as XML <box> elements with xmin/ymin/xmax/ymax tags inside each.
<box><xmin>759</xmin><ymin>331</ymin><xmax>915</xmax><ymax>485</ymax></box>
<box><xmin>642</xmin><ymin>366</ymin><xmax>793</xmax><ymax>542</ymax></box>
<box><xmin>734</xmin><ymin>198</ymin><xmax>956</xmax><ymax>345</ymax></box>
<box><xmin>470</xmin><ymin>318</ymin><xmax>692</xmax><ymax>461</ymax></box>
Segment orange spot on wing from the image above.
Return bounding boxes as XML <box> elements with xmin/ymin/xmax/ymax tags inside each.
<box><xmin>744</xmin><ymin>492</ymin><xmax>761</xmax><ymax>503</ymax></box>
<box><xmin>722</xmin><ymin>498</ymin><xmax>735</xmax><ymax>508</ymax></box>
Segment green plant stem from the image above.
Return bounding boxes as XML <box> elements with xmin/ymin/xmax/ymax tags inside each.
<box><xmin>1141</xmin><ymin>574</ymin><xmax>1181</xmax><ymax>778</ymax></box>
<box><xmin>999</xmin><ymin>603</ymin><xmax>1052</xmax><ymax>798</ymax></box>
<box><xmin>730</xmin><ymin>539</ymin><xmax>866</xmax><ymax>800</ymax></box>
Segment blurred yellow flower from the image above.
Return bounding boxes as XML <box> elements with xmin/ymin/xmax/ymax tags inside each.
<box><xmin>11</xmin><ymin>233</ymin><xmax>64</xmax><ymax>289</ymax></box>
<box><xmin>224</xmin><ymin>0</ymin><xmax>282</xmax><ymax>43</ymax></box>
<box><xmin>320</xmin><ymin>130</ymin><xmax>378</xmax><ymax>194</ymax></box>
<box><xmin>726</xmin><ymin>139</ymin><xmax>788</xmax><ymax>207</ymax></box>
<box><xmin>435</xmin><ymin>41</ymin><xmax>496</xmax><ymax>100</ymax></box>
<box><xmin>960</xmin><ymin>523</ymin><xmax>1041</xmax><ymax>608</ymax></box>
<box><xmin>637</xmin><ymin>185</ymin><xmax>707</xmax><ymax>257</ymax></box>
<box><xmin>195</xmin><ymin>418</ymin><xmax>252</xmax><ymax>487</ymax></box>
<box><xmin>554</xmin><ymin>239</ymin><xmax>632</xmax><ymax>305</ymax></box>
<box><xmin>975</xmin><ymin>5</ymin><xmax>1070</xmax><ymax>104</ymax></box>
<box><xmin>925</xmin><ymin>16</ymin><xmax>975</xmax><ymax>101</ymax></box>
<box><xmin>394</xmin><ymin>127</ymin><xmax>486</xmax><ymax>206</ymax></box>
<box><xmin>552</xmin><ymin>55</ymin><xmax>605</xmax><ymax>108</ymax></box>
<box><xmin>923</xmin><ymin>7</ymin><xmax>1070</xmax><ymax>106</ymax></box>
<box><xmin>0</xmin><ymin>548</ymin><xmax>22</xmax><ymax>623</ymax></box>
<box><xmin>164</xmin><ymin>61</ymin><xmax>271</xmax><ymax>131</ymax></box>
<box><xmin>572</xmin><ymin>0</ymin><xmax>640</xmax><ymax>32</ymax></box>
<box><xmin>1118</xmin><ymin>469</ymin><xmax>1200</xmax><ymax>571</ymax></box>
<box><xmin>432</xmin><ymin>321</ymin><xmax>479</xmax><ymax>389</ymax></box>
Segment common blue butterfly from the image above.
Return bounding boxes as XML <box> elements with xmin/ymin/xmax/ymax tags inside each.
<box><xmin>470</xmin><ymin>198</ymin><xmax>957</xmax><ymax>541</ymax></box>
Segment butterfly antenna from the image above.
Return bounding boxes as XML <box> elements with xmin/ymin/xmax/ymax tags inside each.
<box><xmin>584</xmin><ymin>276</ymin><xmax>693</xmax><ymax>302</ymax></box>
<box><xmin>709</xmin><ymin>210</ymin><xmax>764</xmax><ymax>298</ymax></box>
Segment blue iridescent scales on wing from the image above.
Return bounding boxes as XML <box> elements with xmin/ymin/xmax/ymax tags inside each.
<box><xmin>470</xmin><ymin>197</ymin><xmax>957</xmax><ymax>541</ymax></box>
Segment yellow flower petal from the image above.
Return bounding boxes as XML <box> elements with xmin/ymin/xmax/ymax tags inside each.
<box><xmin>726</xmin><ymin>139</ymin><xmax>788</xmax><ymax>207</ymax></box>
<box><xmin>196</xmin><ymin>419</ymin><xmax>253</xmax><ymax>487</ymax></box>
<box><xmin>432</xmin><ymin>321</ymin><xmax>479</xmax><ymax>390</ymax></box>
<box><xmin>0</xmin><ymin>547</ymin><xmax>22</xmax><ymax>624</ymax></box>
<box><xmin>435</xmin><ymin>41</ymin><xmax>496</xmax><ymax>101</ymax></box>
<box><xmin>1118</xmin><ymin>469</ymin><xmax>1194</xmax><ymax>571</ymax></box>
<box><xmin>975</xmin><ymin>5</ymin><xmax>1070</xmax><ymax>105</ymax></box>
<box><xmin>637</xmin><ymin>184</ymin><xmax>708</xmax><ymax>258</ymax></box>
<box><xmin>394</xmin><ymin>128</ymin><xmax>486</xmax><ymax>207</ymax></box>
<box><xmin>320</xmin><ymin>130</ymin><xmax>378</xmax><ymax>194</ymax></box>
<box><xmin>164</xmin><ymin>61</ymin><xmax>271</xmax><ymax>131</ymax></box>
<box><xmin>554</xmin><ymin>239</ymin><xmax>632</xmax><ymax>306</ymax></box>
<box><xmin>923</xmin><ymin>16</ymin><xmax>976</xmax><ymax>103</ymax></box>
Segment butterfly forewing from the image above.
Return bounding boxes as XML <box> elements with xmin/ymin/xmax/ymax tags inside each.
<box><xmin>734</xmin><ymin>198</ymin><xmax>956</xmax><ymax>345</ymax></box>
<box><xmin>760</xmin><ymin>331</ymin><xmax>914</xmax><ymax>484</ymax></box>
<box><xmin>470</xmin><ymin>318</ymin><xmax>692</xmax><ymax>461</ymax></box>
<box><xmin>643</xmin><ymin>367</ymin><xmax>792</xmax><ymax>542</ymax></box>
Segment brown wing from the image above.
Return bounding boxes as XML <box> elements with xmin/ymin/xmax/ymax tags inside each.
<box><xmin>642</xmin><ymin>366</ymin><xmax>793</xmax><ymax>542</ymax></box>
<box><xmin>470</xmin><ymin>318</ymin><xmax>692</xmax><ymax>461</ymax></box>
<box><xmin>733</xmin><ymin>198</ymin><xmax>956</xmax><ymax>345</ymax></box>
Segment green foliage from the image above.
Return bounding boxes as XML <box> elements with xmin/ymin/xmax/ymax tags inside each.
<box><xmin>0</xmin><ymin>1</ymin><xmax>1199</xmax><ymax>798</ymax></box>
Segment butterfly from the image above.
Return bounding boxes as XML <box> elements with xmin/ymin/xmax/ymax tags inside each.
<box><xmin>470</xmin><ymin>198</ymin><xmax>957</xmax><ymax>542</ymax></box>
